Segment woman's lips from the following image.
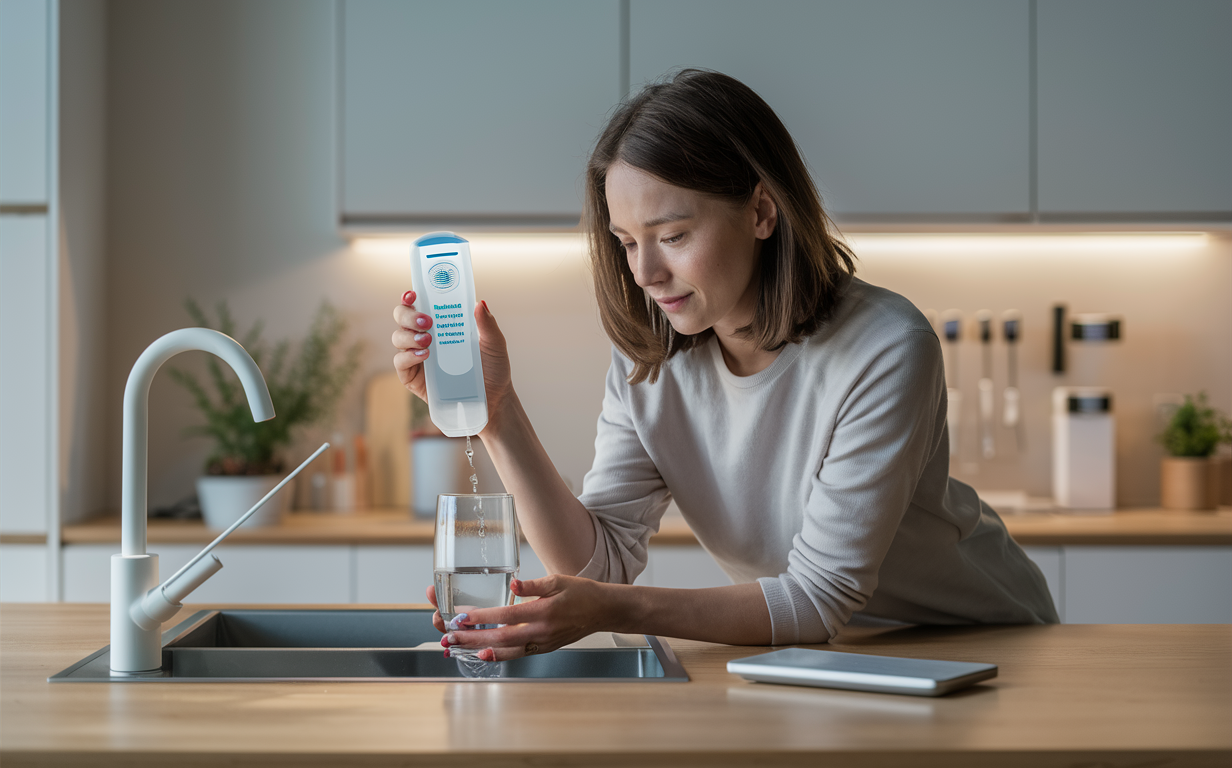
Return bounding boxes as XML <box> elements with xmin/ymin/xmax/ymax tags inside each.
<box><xmin>655</xmin><ymin>293</ymin><xmax>691</xmax><ymax>313</ymax></box>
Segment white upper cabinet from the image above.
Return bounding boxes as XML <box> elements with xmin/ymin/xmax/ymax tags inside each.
<box><xmin>0</xmin><ymin>0</ymin><xmax>50</xmax><ymax>204</ymax></box>
<box><xmin>1037</xmin><ymin>0</ymin><xmax>1232</xmax><ymax>218</ymax></box>
<box><xmin>629</xmin><ymin>0</ymin><xmax>1031</xmax><ymax>220</ymax></box>
<box><xmin>340</xmin><ymin>0</ymin><xmax>622</xmax><ymax>227</ymax></box>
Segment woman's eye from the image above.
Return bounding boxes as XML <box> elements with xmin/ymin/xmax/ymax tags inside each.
<box><xmin>662</xmin><ymin>233</ymin><xmax>685</xmax><ymax>244</ymax></box>
<box><xmin>621</xmin><ymin>241</ymin><xmax>636</xmax><ymax>251</ymax></box>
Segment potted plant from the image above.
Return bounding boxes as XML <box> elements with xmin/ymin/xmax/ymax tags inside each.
<box><xmin>170</xmin><ymin>300</ymin><xmax>361</xmax><ymax>529</ymax></box>
<box><xmin>1158</xmin><ymin>392</ymin><xmax>1231</xmax><ymax>511</ymax></box>
<box><xmin>409</xmin><ymin>395</ymin><xmax>467</xmax><ymax>517</ymax></box>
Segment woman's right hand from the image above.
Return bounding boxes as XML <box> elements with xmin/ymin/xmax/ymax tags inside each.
<box><xmin>391</xmin><ymin>290</ymin><xmax>514</xmax><ymax>430</ymax></box>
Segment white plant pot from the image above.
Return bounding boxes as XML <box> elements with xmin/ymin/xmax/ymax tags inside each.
<box><xmin>412</xmin><ymin>436</ymin><xmax>466</xmax><ymax>517</ymax></box>
<box><xmin>197</xmin><ymin>475</ymin><xmax>295</xmax><ymax>530</ymax></box>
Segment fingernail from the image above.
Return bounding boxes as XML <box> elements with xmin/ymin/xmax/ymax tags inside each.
<box><xmin>415</xmin><ymin>333</ymin><xmax>430</xmax><ymax>345</ymax></box>
<box><xmin>440</xmin><ymin>636</ymin><xmax>450</xmax><ymax>647</ymax></box>
<box><xmin>413</xmin><ymin>349</ymin><xmax>427</xmax><ymax>357</ymax></box>
<box><xmin>402</xmin><ymin>290</ymin><xmax>415</xmax><ymax>306</ymax></box>
<box><xmin>416</xmin><ymin>317</ymin><xmax>429</xmax><ymax>328</ymax></box>
<box><xmin>481</xmin><ymin>300</ymin><xmax>490</xmax><ymax>315</ymax></box>
<box><xmin>447</xmin><ymin>613</ymin><xmax>468</xmax><ymax>631</ymax></box>
<box><xmin>443</xmin><ymin>649</ymin><xmax>450</xmax><ymax>658</ymax></box>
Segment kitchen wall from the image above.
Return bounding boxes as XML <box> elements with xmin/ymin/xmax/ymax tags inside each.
<box><xmin>101</xmin><ymin>0</ymin><xmax>1230</xmax><ymax>513</ymax></box>
<box><xmin>59</xmin><ymin>0</ymin><xmax>108</xmax><ymax>525</ymax></box>
<box><xmin>853</xmin><ymin>233</ymin><xmax>1231</xmax><ymax>504</ymax></box>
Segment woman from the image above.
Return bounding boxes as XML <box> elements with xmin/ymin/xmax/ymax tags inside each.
<box><xmin>391</xmin><ymin>70</ymin><xmax>1057</xmax><ymax>661</ymax></box>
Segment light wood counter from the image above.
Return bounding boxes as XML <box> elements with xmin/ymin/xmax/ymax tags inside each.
<box><xmin>1</xmin><ymin>604</ymin><xmax>1228</xmax><ymax>767</ymax></box>
<box><xmin>37</xmin><ymin>507</ymin><xmax>1232</xmax><ymax>547</ymax></box>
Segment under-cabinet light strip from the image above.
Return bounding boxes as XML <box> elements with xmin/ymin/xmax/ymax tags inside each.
<box><xmin>351</xmin><ymin>232</ymin><xmax>1211</xmax><ymax>261</ymax></box>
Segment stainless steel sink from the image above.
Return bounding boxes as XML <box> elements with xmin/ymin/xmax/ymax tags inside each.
<box><xmin>48</xmin><ymin>609</ymin><xmax>689</xmax><ymax>683</ymax></box>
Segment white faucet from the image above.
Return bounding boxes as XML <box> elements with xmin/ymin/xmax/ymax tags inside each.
<box><xmin>110</xmin><ymin>328</ymin><xmax>275</xmax><ymax>675</ymax></box>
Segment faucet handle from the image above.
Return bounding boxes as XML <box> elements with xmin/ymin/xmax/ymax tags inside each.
<box><xmin>131</xmin><ymin>554</ymin><xmax>223</xmax><ymax>631</ymax></box>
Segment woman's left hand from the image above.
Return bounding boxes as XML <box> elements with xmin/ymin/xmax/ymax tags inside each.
<box><xmin>439</xmin><ymin>575</ymin><xmax>615</xmax><ymax>662</ymax></box>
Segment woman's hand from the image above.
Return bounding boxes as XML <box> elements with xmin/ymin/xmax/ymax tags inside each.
<box><xmin>391</xmin><ymin>290</ymin><xmax>514</xmax><ymax>432</ymax></box>
<box><xmin>428</xmin><ymin>575</ymin><xmax>616</xmax><ymax>662</ymax></box>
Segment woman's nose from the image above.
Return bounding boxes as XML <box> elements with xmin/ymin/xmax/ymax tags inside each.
<box><xmin>629</xmin><ymin>245</ymin><xmax>666</xmax><ymax>288</ymax></box>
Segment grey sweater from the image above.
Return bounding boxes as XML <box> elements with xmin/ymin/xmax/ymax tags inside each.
<box><xmin>575</xmin><ymin>277</ymin><xmax>1058</xmax><ymax>644</ymax></box>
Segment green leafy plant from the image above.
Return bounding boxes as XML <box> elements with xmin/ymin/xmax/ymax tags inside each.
<box><xmin>169</xmin><ymin>299</ymin><xmax>362</xmax><ymax>475</ymax></box>
<box><xmin>1158</xmin><ymin>392</ymin><xmax>1231</xmax><ymax>458</ymax></box>
<box><xmin>410</xmin><ymin>394</ymin><xmax>439</xmax><ymax>437</ymax></box>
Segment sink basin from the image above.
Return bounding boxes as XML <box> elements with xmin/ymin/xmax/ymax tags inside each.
<box><xmin>48</xmin><ymin>609</ymin><xmax>689</xmax><ymax>683</ymax></box>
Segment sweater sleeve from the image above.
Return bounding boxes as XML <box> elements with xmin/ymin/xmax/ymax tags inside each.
<box><xmin>758</xmin><ymin>328</ymin><xmax>946</xmax><ymax>644</ymax></box>
<box><xmin>573</xmin><ymin>348</ymin><xmax>671</xmax><ymax>584</ymax></box>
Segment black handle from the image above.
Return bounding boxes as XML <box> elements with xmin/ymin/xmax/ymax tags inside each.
<box><xmin>1052</xmin><ymin>303</ymin><xmax>1066</xmax><ymax>374</ymax></box>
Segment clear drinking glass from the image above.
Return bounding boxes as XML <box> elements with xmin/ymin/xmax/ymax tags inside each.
<box><xmin>433</xmin><ymin>493</ymin><xmax>519</xmax><ymax>653</ymax></box>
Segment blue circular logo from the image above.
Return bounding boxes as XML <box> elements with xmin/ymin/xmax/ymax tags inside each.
<box><xmin>428</xmin><ymin>263</ymin><xmax>459</xmax><ymax>292</ymax></box>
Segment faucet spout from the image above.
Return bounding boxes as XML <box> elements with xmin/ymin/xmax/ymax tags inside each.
<box><xmin>112</xmin><ymin>327</ymin><xmax>274</xmax><ymax>674</ymax></box>
<box><xmin>120</xmin><ymin>328</ymin><xmax>274</xmax><ymax>557</ymax></box>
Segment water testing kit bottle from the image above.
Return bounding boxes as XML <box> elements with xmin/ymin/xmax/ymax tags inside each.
<box><xmin>1052</xmin><ymin>386</ymin><xmax>1115</xmax><ymax>510</ymax></box>
<box><xmin>410</xmin><ymin>232</ymin><xmax>488</xmax><ymax>437</ymax></box>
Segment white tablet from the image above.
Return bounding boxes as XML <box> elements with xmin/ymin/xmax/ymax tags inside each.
<box><xmin>727</xmin><ymin>648</ymin><xmax>997</xmax><ymax>697</ymax></box>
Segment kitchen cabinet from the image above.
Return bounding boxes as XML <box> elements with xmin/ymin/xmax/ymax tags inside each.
<box><xmin>62</xmin><ymin>544</ymin><xmax>353</xmax><ymax>604</ymax></box>
<box><xmin>629</xmin><ymin>0</ymin><xmax>1031</xmax><ymax>219</ymax></box>
<box><xmin>0</xmin><ymin>0</ymin><xmax>54</xmax><ymax>540</ymax></box>
<box><xmin>1037</xmin><ymin>0</ymin><xmax>1232</xmax><ymax>218</ymax></box>
<box><xmin>55</xmin><ymin>512</ymin><xmax>1231</xmax><ymax>623</ymax></box>
<box><xmin>338</xmin><ymin>1</ymin><xmax>1231</xmax><ymax>226</ymax></box>
<box><xmin>1020</xmin><ymin>545</ymin><xmax>1064</xmax><ymax>621</ymax></box>
<box><xmin>56</xmin><ymin>540</ymin><xmax>1232</xmax><ymax>623</ymax></box>
<box><xmin>1064</xmin><ymin>546</ymin><xmax>1232</xmax><ymax>624</ymax></box>
<box><xmin>339</xmin><ymin>0</ymin><xmax>621</xmax><ymax>228</ymax></box>
<box><xmin>354</xmin><ymin>545</ymin><xmax>434</xmax><ymax>604</ymax></box>
<box><xmin>354</xmin><ymin>544</ymin><xmax>547</xmax><ymax>604</ymax></box>
<box><xmin>0</xmin><ymin>544</ymin><xmax>47</xmax><ymax>602</ymax></box>
<box><xmin>641</xmin><ymin>544</ymin><xmax>732</xmax><ymax>589</ymax></box>
<box><xmin>0</xmin><ymin>216</ymin><xmax>52</xmax><ymax>535</ymax></box>
<box><xmin>0</xmin><ymin>0</ymin><xmax>59</xmax><ymax>604</ymax></box>
<box><xmin>0</xmin><ymin>0</ymin><xmax>50</xmax><ymax>204</ymax></box>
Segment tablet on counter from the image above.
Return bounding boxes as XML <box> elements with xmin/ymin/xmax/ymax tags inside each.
<box><xmin>727</xmin><ymin>648</ymin><xmax>997</xmax><ymax>697</ymax></box>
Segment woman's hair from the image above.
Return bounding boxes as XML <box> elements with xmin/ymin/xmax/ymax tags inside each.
<box><xmin>585</xmin><ymin>69</ymin><xmax>856</xmax><ymax>385</ymax></box>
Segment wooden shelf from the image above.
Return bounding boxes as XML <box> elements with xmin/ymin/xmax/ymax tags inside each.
<box><xmin>33</xmin><ymin>507</ymin><xmax>1231</xmax><ymax>548</ymax></box>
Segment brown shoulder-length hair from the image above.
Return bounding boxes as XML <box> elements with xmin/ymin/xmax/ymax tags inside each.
<box><xmin>585</xmin><ymin>69</ymin><xmax>856</xmax><ymax>385</ymax></box>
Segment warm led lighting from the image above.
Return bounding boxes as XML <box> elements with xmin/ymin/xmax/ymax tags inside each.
<box><xmin>846</xmin><ymin>232</ymin><xmax>1210</xmax><ymax>254</ymax></box>
<box><xmin>353</xmin><ymin>231</ymin><xmax>1214</xmax><ymax>267</ymax></box>
<box><xmin>351</xmin><ymin>234</ymin><xmax>588</xmax><ymax>271</ymax></box>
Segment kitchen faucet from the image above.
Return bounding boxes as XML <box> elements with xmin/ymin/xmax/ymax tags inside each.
<box><xmin>110</xmin><ymin>328</ymin><xmax>275</xmax><ymax>675</ymax></box>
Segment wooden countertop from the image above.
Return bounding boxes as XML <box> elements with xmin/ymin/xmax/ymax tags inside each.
<box><xmin>1</xmin><ymin>604</ymin><xmax>1228</xmax><ymax>767</ymax></box>
<box><xmin>40</xmin><ymin>507</ymin><xmax>1232</xmax><ymax>547</ymax></box>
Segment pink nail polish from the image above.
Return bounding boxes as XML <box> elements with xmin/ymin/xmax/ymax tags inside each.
<box><xmin>415</xmin><ymin>333</ymin><xmax>430</xmax><ymax>344</ymax></box>
<box><xmin>416</xmin><ymin>317</ymin><xmax>429</xmax><ymax>328</ymax></box>
<box><xmin>413</xmin><ymin>349</ymin><xmax>427</xmax><ymax>357</ymax></box>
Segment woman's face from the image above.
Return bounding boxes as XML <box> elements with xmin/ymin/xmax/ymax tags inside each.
<box><xmin>605</xmin><ymin>161</ymin><xmax>777</xmax><ymax>337</ymax></box>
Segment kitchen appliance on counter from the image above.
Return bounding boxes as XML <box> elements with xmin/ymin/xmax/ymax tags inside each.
<box><xmin>1052</xmin><ymin>387</ymin><xmax>1116</xmax><ymax>510</ymax></box>
<box><xmin>1050</xmin><ymin>305</ymin><xmax>1124</xmax><ymax>511</ymax></box>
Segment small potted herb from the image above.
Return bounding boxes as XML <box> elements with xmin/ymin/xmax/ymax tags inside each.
<box><xmin>1158</xmin><ymin>392</ymin><xmax>1231</xmax><ymax>511</ymax></box>
<box><xmin>170</xmin><ymin>300</ymin><xmax>361</xmax><ymax>528</ymax></box>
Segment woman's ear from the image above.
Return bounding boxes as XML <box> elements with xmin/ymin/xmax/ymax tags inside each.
<box><xmin>752</xmin><ymin>182</ymin><xmax>778</xmax><ymax>240</ymax></box>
